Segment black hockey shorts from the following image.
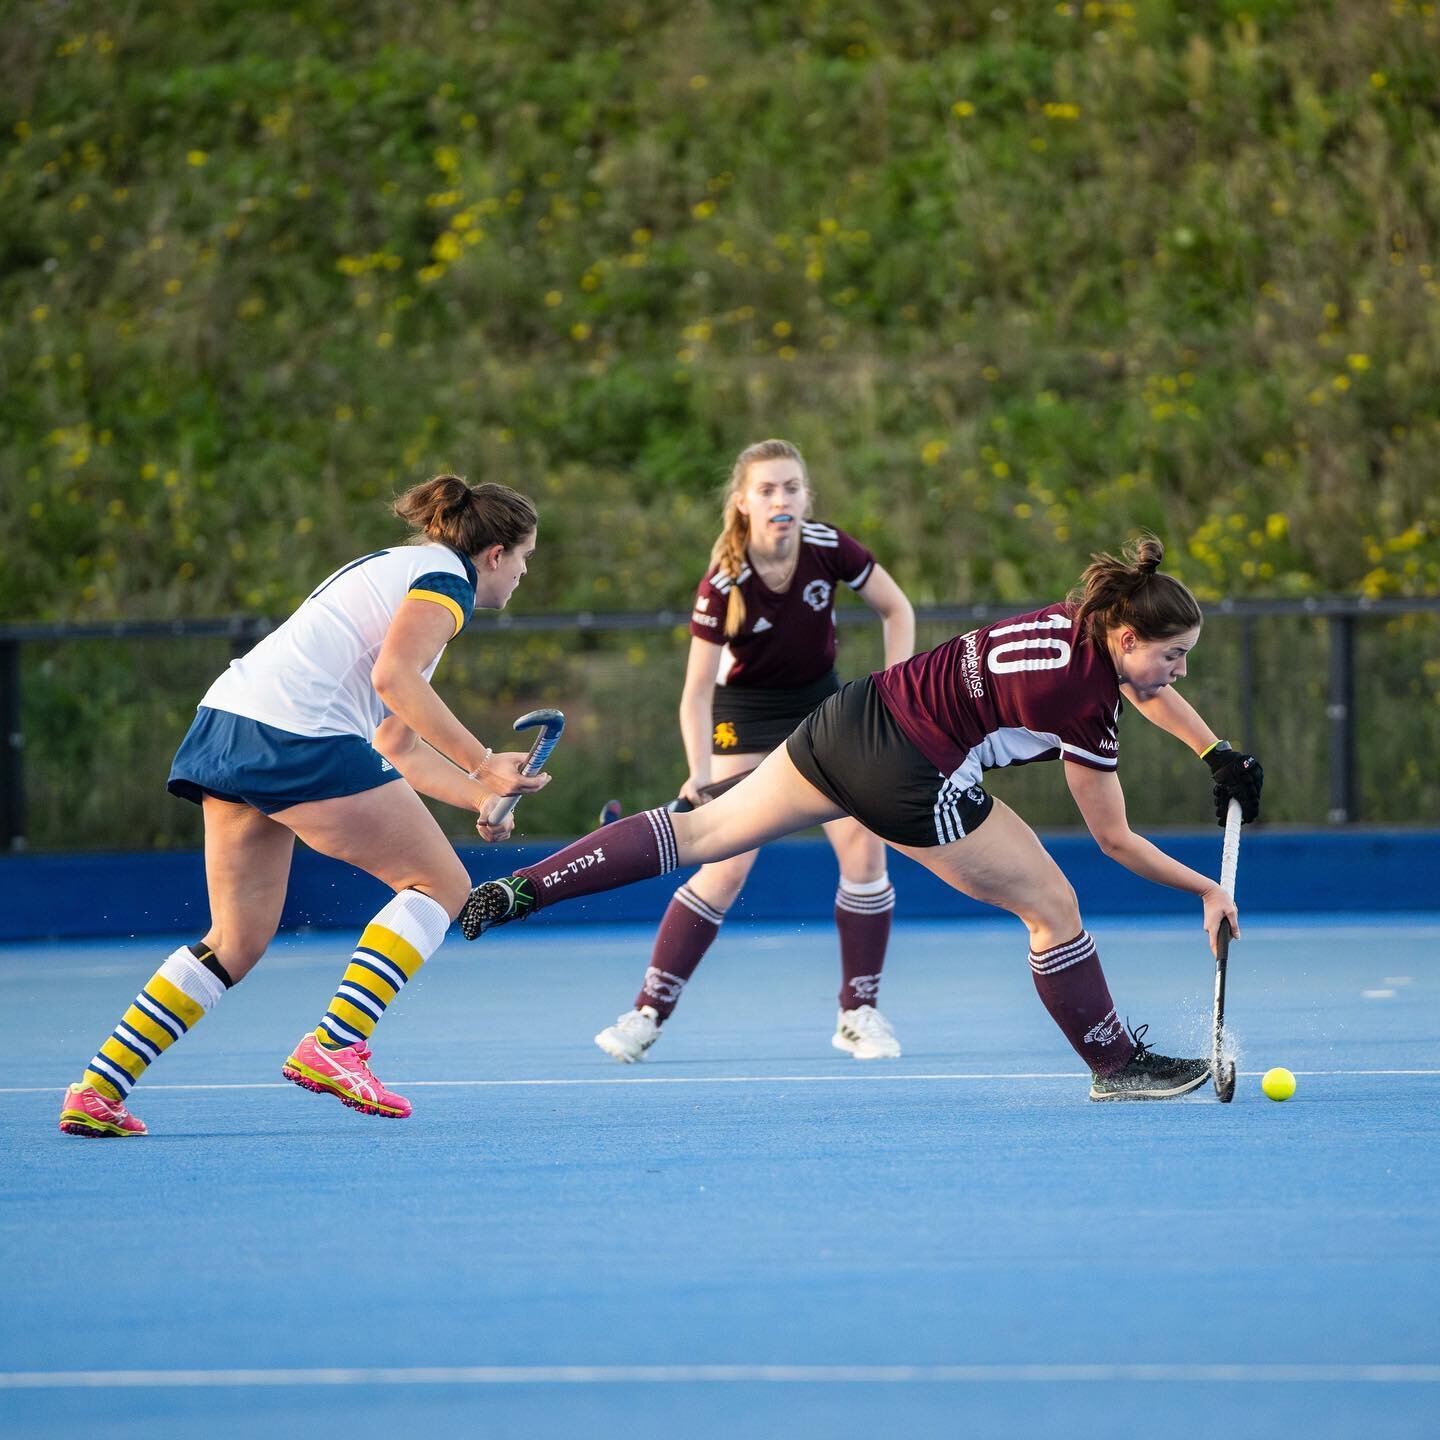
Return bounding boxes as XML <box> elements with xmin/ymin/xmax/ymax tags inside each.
<box><xmin>785</xmin><ymin>676</ymin><xmax>994</xmax><ymax>848</ymax></box>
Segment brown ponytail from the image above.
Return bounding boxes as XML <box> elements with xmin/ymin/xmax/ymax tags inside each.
<box><xmin>1069</xmin><ymin>534</ymin><xmax>1202</xmax><ymax>643</ymax></box>
<box><xmin>708</xmin><ymin>438</ymin><xmax>811</xmax><ymax>638</ymax></box>
<box><xmin>393</xmin><ymin>474</ymin><xmax>537</xmax><ymax>556</ymax></box>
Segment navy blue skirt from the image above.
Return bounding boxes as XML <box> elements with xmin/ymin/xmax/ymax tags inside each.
<box><xmin>168</xmin><ymin>707</ymin><xmax>401</xmax><ymax>814</ymax></box>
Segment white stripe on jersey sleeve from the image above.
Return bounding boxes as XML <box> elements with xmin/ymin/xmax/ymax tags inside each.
<box><xmin>708</xmin><ymin>567</ymin><xmax>751</xmax><ymax>593</ymax></box>
<box><xmin>800</xmin><ymin>522</ymin><xmax>839</xmax><ymax>546</ymax></box>
<box><xmin>846</xmin><ymin>559</ymin><xmax>874</xmax><ymax>589</ymax></box>
<box><xmin>1060</xmin><ymin>741</ymin><xmax>1119</xmax><ymax>768</ymax></box>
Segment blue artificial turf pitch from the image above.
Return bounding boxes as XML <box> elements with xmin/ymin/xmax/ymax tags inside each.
<box><xmin>2</xmin><ymin>914</ymin><xmax>1437</xmax><ymax>1439</ymax></box>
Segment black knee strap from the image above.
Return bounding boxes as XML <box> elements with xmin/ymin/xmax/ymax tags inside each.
<box><xmin>189</xmin><ymin>941</ymin><xmax>235</xmax><ymax>989</ymax></box>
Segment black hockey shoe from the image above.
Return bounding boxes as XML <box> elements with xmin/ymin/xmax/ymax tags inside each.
<box><xmin>1088</xmin><ymin>1023</ymin><xmax>1210</xmax><ymax>1101</ymax></box>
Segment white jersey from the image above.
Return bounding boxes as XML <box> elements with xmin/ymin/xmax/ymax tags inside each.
<box><xmin>200</xmin><ymin>543</ymin><xmax>477</xmax><ymax>741</ymax></box>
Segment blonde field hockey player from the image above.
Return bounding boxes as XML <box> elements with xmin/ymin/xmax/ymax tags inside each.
<box><xmin>58</xmin><ymin>475</ymin><xmax>551</xmax><ymax>1136</ymax></box>
<box><xmin>464</xmin><ymin>537</ymin><xmax>1264</xmax><ymax>1102</ymax></box>
<box><xmin>594</xmin><ymin>438</ymin><xmax>917</xmax><ymax>1066</ymax></box>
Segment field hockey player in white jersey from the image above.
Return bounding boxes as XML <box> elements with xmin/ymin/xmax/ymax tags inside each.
<box><xmin>58</xmin><ymin>475</ymin><xmax>550</xmax><ymax>1136</ymax></box>
<box><xmin>465</xmin><ymin>536</ymin><xmax>1264</xmax><ymax>1101</ymax></box>
<box><xmin>594</xmin><ymin>438</ymin><xmax>915</xmax><ymax>1066</ymax></box>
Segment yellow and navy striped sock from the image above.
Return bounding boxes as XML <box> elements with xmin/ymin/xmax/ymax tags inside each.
<box><xmin>315</xmin><ymin>890</ymin><xmax>451</xmax><ymax>1051</ymax></box>
<box><xmin>83</xmin><ymin>944</ymin><xmax>229</xmax><ymax>1101</ymax></box>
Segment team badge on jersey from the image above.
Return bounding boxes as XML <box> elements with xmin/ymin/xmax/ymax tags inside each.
<box><xmin>802</xmin><ymin>579</ymin><xmax>832</xmax><ymax>611</ymax></box>
<box><xmin>713</xmin><ymin>721</ymin><xmax>739</xmax><ymax>749</ymax></box>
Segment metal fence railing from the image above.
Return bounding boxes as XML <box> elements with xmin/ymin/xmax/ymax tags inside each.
<box><xmin>3</xmin><ymin>596</ymin><xmax>1438</xmax><ymax>852</ymax></box>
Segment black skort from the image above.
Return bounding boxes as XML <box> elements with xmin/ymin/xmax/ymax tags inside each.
<box><xmin>785</xmin><ymin>675</ymin><xmax>994</xmax><ymax>848</ymax></box>
<box><xmin>711</xmin><ymin>669</ymin><xmax>841</xmax><ymax>755</ymax></box>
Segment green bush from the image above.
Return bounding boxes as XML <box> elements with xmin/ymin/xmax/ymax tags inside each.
<box><xmin>3</xmin><ymin>1</ymin><xmax>1438</xmax><ymax>845</ymax></box>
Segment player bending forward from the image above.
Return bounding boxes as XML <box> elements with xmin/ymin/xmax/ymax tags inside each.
<box><xmin>58</xmin><ymin>476</ymin><xmax>549</xmax><ymax>1136</ymax></box>
<box><xmin>464</xmin><ymin>537</ymin><xmax>1263</xmax><ymax>1101</ymax></box>
<box><xmin>595</xmin><ymin>438</ymin><xmax>916</xmax><ymax>1066</ymax></box>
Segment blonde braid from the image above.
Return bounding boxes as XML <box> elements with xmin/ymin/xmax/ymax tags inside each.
<box><xmin>708</xmin><ymin>499</ymin><xmax>750</xmax><ymax>637</ymax></box>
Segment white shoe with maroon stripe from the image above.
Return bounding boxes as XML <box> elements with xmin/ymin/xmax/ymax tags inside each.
<box><xmin>832</xmin><ymin>1005</ymin><xmax>902</xmax><ymax>1060</ymax></box>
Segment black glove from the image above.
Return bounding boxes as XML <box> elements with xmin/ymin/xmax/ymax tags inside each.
<box><xmin>1203</xmin><ymin>741</ymin><xmax>1263</xmax><ymax>826</ymax></box>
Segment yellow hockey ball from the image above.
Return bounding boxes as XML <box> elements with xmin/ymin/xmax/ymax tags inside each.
<box><xmin>1262</xmin><ymin>1067</ymin><xmax>1296</xmax><ymax>1101</ymax></box>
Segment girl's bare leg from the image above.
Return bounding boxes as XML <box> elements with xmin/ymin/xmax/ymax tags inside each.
<box><xmin>889</xmin><ymin>799</ymin><xmax>1136</xmax><ymax>1076</ymax></box>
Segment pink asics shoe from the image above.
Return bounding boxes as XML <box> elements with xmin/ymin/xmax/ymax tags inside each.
<box><xmin>58</xmin><ymin>1082</ymin><xmax>148</xmax><ymax>1138</ymax></box>
<box><xmin>281</xmin><ymin>1032</ymin><xmax>412</xmax><ymax>1119</ymax></box>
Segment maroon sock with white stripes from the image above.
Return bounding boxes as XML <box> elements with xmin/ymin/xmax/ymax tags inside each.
<box><xmin>634</xmin><ymin>884</ymin><xmax>725</xmax><ymax>1021</ymax></box>
<box><xmin>516</xmin><ymin>809</ymin><xmax>679</xmax><ymax>910</ymax></box>
<box><xmin>1028</xmin><ymin>931</ymin><xmax>1137</xmax><ymax>1075</ymax></box>
<box><xmin>835</xmin><ymin>875</ymin><xmax>895</xmax><ymax>1011</ymax></box>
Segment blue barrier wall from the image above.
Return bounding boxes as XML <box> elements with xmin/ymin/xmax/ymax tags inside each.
<box><xmin>1</xmin><ymin>829</ymin><xmax>1437</xmax><ymax>943</ymax></box>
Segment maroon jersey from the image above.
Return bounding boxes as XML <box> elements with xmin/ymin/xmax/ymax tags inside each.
<box><xmin>689</xmin><ymin>521</ymin><xmax>876</xmax><ymax>688</ymax></box>
<box><xmin>872</xmin><ymin>602</ymin><xmax>1121</xmax><ymax>784</ymax></box>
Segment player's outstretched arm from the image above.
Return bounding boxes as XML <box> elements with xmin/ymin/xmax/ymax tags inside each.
<box><xmin>1122</xmin><ymin>682</ymin><xmax>1216</xmax><ymax>753</ymax></box>
<box><xmin>1065</xmin><ymin>761</ymin><xmax>1237</xmax><ymax>955</ymax></box>
<box><xmin>1122</xmin><ymin>684</ymin><xmax>1263</xmax><ymax>826</ymax></box>
<box><xmin>371</xmin><ymin>599</ymin><xmax>550</xmax><ymax>815</ymax></box>
<box><xmin>858</xmin><ymin>564</ymin><xmax>916</xmax><ymax>668</ymax></box>
<box><xmin>675</xmin><ymin>637</ymin><xmax>723</xmax><ymax>806</ymax></box>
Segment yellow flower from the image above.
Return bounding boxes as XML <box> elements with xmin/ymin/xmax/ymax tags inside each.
<box><xmin>1347</xmin><ymin>353</ymin><xmax>1370</xmax><ymax>371</ymax></box>
<box><xmin>920</xmin><ymin>440</ymin><xmax>948</xmax><ymax>466</ymax></box>
<box><xmin>952</xmin><ymin>101</ymin><xmax>975</xmax><ymax>117</ymax></box>
<box><xmin>186</xmin><ymin>149</ymin><xmax>207</xmax><ymax>167</ymax></box>
<box><xmin>772</xmin><ymin>319</ymin><xmax>792</xmax><ymax>337</ymax></box>
<box><xmin>544</xmin><ymin>290</ymin><xmax>563</xmax><ymax>307</ymax></box>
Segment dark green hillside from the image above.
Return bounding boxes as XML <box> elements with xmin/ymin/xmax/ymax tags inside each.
<box><xmin>3</xmin><ymin>2</ymin><xmax>1437</xmax><ymax>843</ymax></box>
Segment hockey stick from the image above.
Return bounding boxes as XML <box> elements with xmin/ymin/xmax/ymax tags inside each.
<box><xmin>479</xmin><ymin>708</ymin><xmax>566</xmax><ymax>826</ymax></box>
<box><xmin>1211</xmin><ymin>796</ymin><xmax>1241</xmax><ymax>1102</ymax></box>
<box><xmin>597</xmin><ymin>769</ymin><xmax>754</xmax><ymax>826</ymax></box>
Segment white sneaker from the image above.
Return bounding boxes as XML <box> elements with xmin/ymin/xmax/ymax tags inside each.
<box><xmin>832</xmin><ymin>1005</ymin><xmax>902</xmax><ymax>1060</ymax></box>
<box><xmin>595</xmin><ymin>1006</ymin><xmax>661</xmax><ymax>1063</ymax></box>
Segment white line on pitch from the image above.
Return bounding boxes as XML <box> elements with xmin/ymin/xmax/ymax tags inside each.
<box><xmin>1</xmin><ymin>1364</ymin><xmax>1437</xmax><ymax>1389</ymax></box>
<box><xmin>2</xmin><ymin>1069</ymin><xmax>1437</xmax><ymax>1096</ymax></box>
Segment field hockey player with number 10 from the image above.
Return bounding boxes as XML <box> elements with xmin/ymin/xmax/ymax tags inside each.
<box><xmin>465</xmin><ymin>536</ymin><xmax>1264</xmax><ymax>1102</ymax></box>
<box><xmin>57</xmin><ymin>476</ymin><xmax>551</xmax><ymax>1137</ymax></box>
<box><xmin>594</xmin><ymin>438</ymin><xmax>917</xmax><ymax>1066</ymax></box>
